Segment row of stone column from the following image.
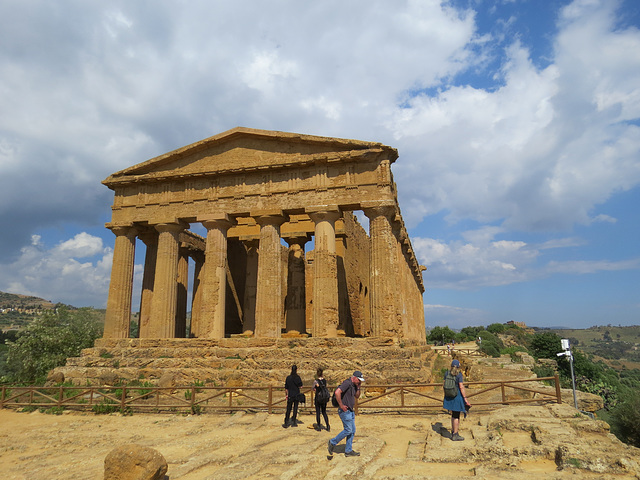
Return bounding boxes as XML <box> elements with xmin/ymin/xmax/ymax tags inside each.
<box><xmin>103</xmin><ymin>205</ymin><xmax>417</xmax><ymax>340</ymax></box>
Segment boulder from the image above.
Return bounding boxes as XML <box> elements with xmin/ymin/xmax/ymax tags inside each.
<box><xmin>104</xmin><ymin>444</ymin><xmax>167</xmax><ymax>480</ymax></box>
<box><xmin>45</xmin><ymin>371</ymin><xmax>65</xmax><ymax>386</ymax></box>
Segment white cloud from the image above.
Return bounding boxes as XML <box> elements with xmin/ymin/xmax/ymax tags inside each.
<box><xmin>425</xmin><ymin>304</ymin><xmax>490</xmax><ymax>330</ymax></box>
<box><xmin>0</xmin><ymin>233</ymin><xmax>129</xmax><ymax>307</ymax></box>
<box><xmin>391</xmin><ymin>0</ymin><xmax>640</xmax><ymax>231</ymax></box>
<box><xmin>415</xmin><ymin>230</ymin><xmax>640</xmax><ymax>290</ymax></box>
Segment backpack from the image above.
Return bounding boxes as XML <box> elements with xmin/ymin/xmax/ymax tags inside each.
<box><xmin>331</xmin><ymin>391</ymin><xmax>339</xmax><ymax>407</ymax></box>
<box><xmin>443</xmin><ymin>370</ymin><xmax>459</xmax><ymax>398</ymax></box>
<box><xmin>315</xmin><ymin>380</ymin><xmax>330</xmax><ymax>405</ymax></box>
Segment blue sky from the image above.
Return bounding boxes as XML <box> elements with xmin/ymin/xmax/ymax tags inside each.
<box><xmin>0</xmin><ymin>0</ymin><xmax>638</xmax><ymax>330</ymax></box>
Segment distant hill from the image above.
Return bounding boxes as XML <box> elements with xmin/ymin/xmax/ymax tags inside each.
<box><xmin>0</xmin><ymin>291</ymin><xmax>56</xmax><ymax>330</ymax></box>
<box><xmin>546</xmin><ymin>325</ymin><xmax>640</xmax><ymax>371</ymax></box>
<box><xmin>0</xmin><ymin>291</ymin><xmax>55</xmax><ymax>310</ymax></box>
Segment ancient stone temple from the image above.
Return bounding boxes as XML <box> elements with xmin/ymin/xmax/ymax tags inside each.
<box><xmin>101</xmin><ymin>127</ymin><xmax>426</xmax><ymax>344</ymax></box>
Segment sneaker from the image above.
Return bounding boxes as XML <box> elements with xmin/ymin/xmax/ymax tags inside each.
<box><xmin>451</xmin><ymin>433</ymin><xmax>465</xmax><ymax>441</ymax></box>
<box><xmin>327</xmin><ymin>440</ymin><xmax>335</xmax><ymax>455</ymax></box>
<box><xmin>345</xmin><ymin>450</ymin><xmax>361</xmax><ymax>457</ymax></box>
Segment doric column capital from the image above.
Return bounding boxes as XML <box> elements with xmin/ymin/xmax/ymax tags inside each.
<box><xmin>199</xmin><ymin>213</ymin><xmax>235</xmax><ymax>231</ymax></box>
<box><xmin>154</xmin><ymin>222</ymin><xmax>185</xmax><ymax>234</ymax></box>
<box><xmin>306</xmin><ymin>205</ymin><xmax>341</xmax><ymax>224</ymax></box>
<box><xmin>362</xmin><ymin>202</ymin><xmax>396</xmax><ymax>220</ymax></box>
<box><xmin>107</xmin><ymin>224</ymin><xmax>138</xmax><ymax>238</ymax></box>
<box><xmin>284</xmin><ymin>235</ymin><xmax>309</xmax><ymax>248</ymax></box>
<box><xmin>252</xmin><ymin>209</ymin><xmax>287</xmax><ymax>227</ymax></box>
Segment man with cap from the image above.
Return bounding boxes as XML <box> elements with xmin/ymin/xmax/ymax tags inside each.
<box><xmin>327</xmin><ymin>371</ymin><xmax>364</xmax><ymax>457</ymax></box>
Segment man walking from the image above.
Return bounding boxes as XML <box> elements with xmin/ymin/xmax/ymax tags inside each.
<box><xmin>327</xmin><ymin>371</ymin><xmax>364</xmax><ymax>457</ymax></box>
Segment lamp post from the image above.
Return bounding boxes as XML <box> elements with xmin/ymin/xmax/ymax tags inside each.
<box><xmin>557</xmin><ymin>338</ymin><xmax>578</xmax><ymax>409</ymax></box>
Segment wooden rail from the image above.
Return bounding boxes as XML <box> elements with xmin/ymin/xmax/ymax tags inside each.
<box><xmin>0</xmin><ymin>376</ymin><xmax>561</xmax><ymax>414</ymax></box>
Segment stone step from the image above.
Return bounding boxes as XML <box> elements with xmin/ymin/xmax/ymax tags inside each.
<box><xmin>54</xmin><ymin>337</ymin><xmax>436</xmax><ymax>387</ymax></box>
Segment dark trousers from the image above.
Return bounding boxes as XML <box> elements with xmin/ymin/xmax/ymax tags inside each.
<box><xmin>315</xmin><ymin>402</ymin><xmax>329</xmax><ymax>428</ymax></box>
<box><xmin>285</xmin><ymin>397</ymin><xmax>299</xmax><ymax>424</ymax></box>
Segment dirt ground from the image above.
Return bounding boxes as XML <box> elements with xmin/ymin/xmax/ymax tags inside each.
<box><xmin>3</xmin><ymin>344</ymin><xmax>638</xmax><ymax>480</ymax></box>
<box><xmin>0</xmin><ymin>407</ymin><xmax>468</xmax><ymax>480</ymax></box>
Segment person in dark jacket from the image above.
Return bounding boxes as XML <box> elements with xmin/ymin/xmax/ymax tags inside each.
<box><xmin>312</xmin><ymin>367</ymin><xmax>330</xmax><ymax>431</ymax></box>
<box><xmin>283</xmin><ymin>364</ymin><xmax>303</xmax><ymax>428</ymax></box>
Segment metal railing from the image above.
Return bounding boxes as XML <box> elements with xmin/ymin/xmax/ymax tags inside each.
<box><xmin>0</xmin><ymin>376</ymin><xmax>561</xmax><ymax>414</ymax></box>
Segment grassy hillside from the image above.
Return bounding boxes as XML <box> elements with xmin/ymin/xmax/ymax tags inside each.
<box><xmin>546</xmin><ymin>325</ymin><xmax>640</xmax><ymax>370</ymax></box>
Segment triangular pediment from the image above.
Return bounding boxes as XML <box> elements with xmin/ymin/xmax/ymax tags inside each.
<box><xmin>103</xmin><ymin>127</ymin><xmax>396</xmax><ymax>187</ymax></box>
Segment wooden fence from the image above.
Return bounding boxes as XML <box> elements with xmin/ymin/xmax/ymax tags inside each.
<box><xmin>0</xmin><ymin>376</ymin><xmax>561</xmax><ymax>414</ymax></box>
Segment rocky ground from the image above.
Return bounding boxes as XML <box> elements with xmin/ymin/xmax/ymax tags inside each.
<box><xmin>2</xmin><ymin>344</ymin><xmax>638</xmax><ymax>479</ymax></box>
<box><xmin>1</xmin><ymin>402</ymin><xmax>638</xmax><ymax>480</ymax></box>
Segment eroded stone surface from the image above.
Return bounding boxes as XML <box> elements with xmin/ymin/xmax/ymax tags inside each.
<box><xmin>104</xmin><ymin>444</ymin><xmax>167</xmax><ymax>480</ymax></box>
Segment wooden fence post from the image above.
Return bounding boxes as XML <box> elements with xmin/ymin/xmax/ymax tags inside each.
<box><xmin>554</xmin><ymin>375</ymin><xmax>562</xmax><ymax>404</ymax></box>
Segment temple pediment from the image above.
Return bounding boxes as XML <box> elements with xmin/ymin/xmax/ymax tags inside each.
<box><xmin>103</xmin><ymin>127</ymin><xmax>397</xmax><ymax>187</ymax></box>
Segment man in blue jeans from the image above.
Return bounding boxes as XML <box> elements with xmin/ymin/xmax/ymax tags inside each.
<box><xmin>327</xmin><ymin>371</ymin><xmax>364</xmax><ymax>457</ymax></box>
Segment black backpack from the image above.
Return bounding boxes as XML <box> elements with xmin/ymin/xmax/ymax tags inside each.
<box><xmin>315</xmin><ymin>380</ymin><xmax>330</xmax><ymax>405</ymax></box>
<box><xmin>443</xmin><ymin>370</ymin><xmax>459</xmax><ymax>398</ymax></box>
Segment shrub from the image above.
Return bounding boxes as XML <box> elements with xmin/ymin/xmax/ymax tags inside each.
<box><xmin>477</xmin><ymin>330</ymin><xmax>504</xmax><ymax>357</ymax></box>
<box><xmin>486</xmin><ymin>323</ymin><xmax>505</xmax><ymax>334</ymax></box>
<box><xmin>3</xmin><ymin>307</ymin><xmax>102</xmax><ymax>384</ymax></box>
<box><xmin>500</xmin><ymin>345</ymin><xmax>529</xmax><ymax>362</ymax></box>
<box><xmin>609</xmin><ymin>389</ymin><xmax>640</xmax><ymax>447</ymax></box>
<box><xmin>529</xmin><ymin>332</ymin><xmax>563</xmax><ymax>359</ymax></box>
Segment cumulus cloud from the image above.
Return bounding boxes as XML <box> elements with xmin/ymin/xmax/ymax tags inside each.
<box><xmin>391</xmin><ymin>0</ymin><xmax>640</xmax><ymax>231</ymax></box>
<box><xmin>414</xmin><ymin>229</ymin><xmax>640</xmax><ymax>290</ymax></box>
<box><xmin>0</xmin><ymin>233</ymin><xmax>142</xmax><ymax>307</ymax></box>
<box><xmin>0</xmin><ymin>0</ymin><xmax>638</xmax><ymax>315</ymax></box>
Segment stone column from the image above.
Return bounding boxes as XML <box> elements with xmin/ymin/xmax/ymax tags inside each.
<box><xmin>253</xmin><ymin>211</ymin><xmax>286</xmax><ymax>338</ymax></box>
<box><xmin>307</xmin><ymin>206</ymin><xmax>341</xmax><ymax>338</ymax></box>
<box><xmin>284</xmin><ymin>236</ymin><xmax>308</xmax><ymax>335</ymax></box>
<box><xmin>103</xmin><ymin>225</ymin><xmax>137</xmax><ymax>339</ymax></box>
<box><xmin>364</xmin><ymin>204</ymin><xmax>399</xmax><ymax>338</ymax></box>
<box><xmin>189</xmin><ymin>251</ymin><xmax>204</xmax><ymax>337</ymax></box>
<box><xmin>175</xmin><ymin>249</ymin><xmax>189</xmax><ymax>338</ymax></box>
<box><xmin>138</xmin><ymin>231</ymin><xmax>157</xmax><ymax>338</ymax></box>
<box><xmin>198</xmin><ymin>214</ymin><xmax>234</xmax><ymax>339</ymax></box>
<box><xmin>149</xmin><ymin>222</ymin><xmax>183</xmax><ymax>338</ymax></box>
<box><xmin>241</xmin><ymin>238</ymin><xmax>259</xmax><ymax>335</ymax></box>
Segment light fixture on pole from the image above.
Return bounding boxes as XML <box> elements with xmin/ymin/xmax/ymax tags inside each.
<box><xmin>557</xmin><ymin>338</ymin><xmax>578</xmax><ymax>409</ymax></box>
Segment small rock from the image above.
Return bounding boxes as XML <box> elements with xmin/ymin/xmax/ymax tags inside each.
<box><xmin>104</xmin><ymin>444</ymin><xmax>167</xmax><ymax>480</ymax></box>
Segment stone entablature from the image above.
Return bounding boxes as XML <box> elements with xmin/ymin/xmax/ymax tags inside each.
<box><xmin>102</xmin><ymin>127</ymin><xmax>426</xmax><ymax>343</ymax></box>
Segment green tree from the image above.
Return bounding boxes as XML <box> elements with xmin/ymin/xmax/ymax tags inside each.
<box><xmin>3</xmin><ymin>306</ymin><xmax>103</xmax><ymax>384</ymax></box>
<box><xmin>529</xmin><ymin>332</ymin><xmax>562</xmax><ymax>359</ymax></box>
<box><xmin>477</xmin><ymin>330</ymin><xmax>504</xmax><ymax>357</ymax></box>
<box><xmin>427</xmin><ymin>326</ymin><xmax>456</xmax><ymax>344</ymax></box>
<box><xmin>486</xmin><ymin>323</ymin><xmax>505</xmax><ymax>334</ymax></box>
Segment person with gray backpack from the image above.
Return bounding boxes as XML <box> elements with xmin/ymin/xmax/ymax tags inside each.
<box><xmin>443</xmin><ymin>359</ymin><xmax>470</xmax><ymax>441</ymax></box>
